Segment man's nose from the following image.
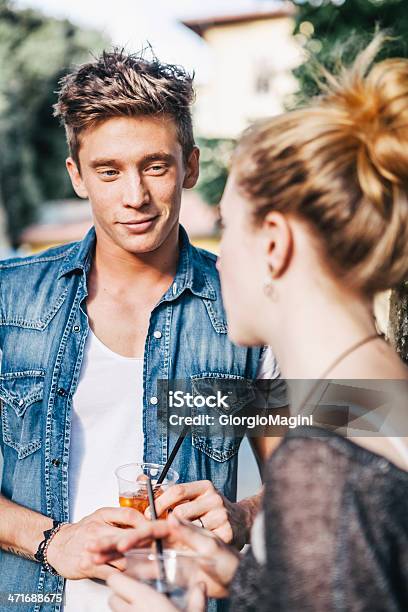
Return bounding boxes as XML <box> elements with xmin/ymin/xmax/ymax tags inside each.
<box><xmin>122</xmin><ymin>173</ymin><xmax>149</xmax><ymax>208</ymax></box>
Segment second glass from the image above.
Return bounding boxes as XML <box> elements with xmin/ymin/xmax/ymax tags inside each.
<box><xmin>124</xmin><ymin>549</ymin><xmax>204</xmax><ymax>611</ymax></box>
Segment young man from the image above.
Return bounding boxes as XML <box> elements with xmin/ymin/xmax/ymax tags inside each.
<box><xmin>0</xmin><ymin>51</ymin><xmax>286</xmax><ymax>611</ymax></box>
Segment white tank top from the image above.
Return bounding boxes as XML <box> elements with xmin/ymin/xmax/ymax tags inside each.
<box><xmin>64</xmin><ymin>330</ymin><xmax>144</xmax><ymax>612</ymax></box>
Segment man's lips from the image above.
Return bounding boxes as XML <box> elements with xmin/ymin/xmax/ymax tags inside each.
<box><xmin>118</xmin><ymin>216</ymin><xmax>158</xmax><ymax>225</ymax></box>
<box><xmin>118</xmin><ymin>216</ymin><xmax>159</xmax><ymax>234</ymax></box>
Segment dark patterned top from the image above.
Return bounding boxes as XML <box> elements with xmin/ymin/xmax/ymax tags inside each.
<box><xmin>230</xmin><ymin>426</ymin><xmax>408</xmax><ymax>612</ymax></box>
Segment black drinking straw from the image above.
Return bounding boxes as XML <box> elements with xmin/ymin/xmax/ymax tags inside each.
<box><xmin>146</xmin><ymin>477</ymin><xmax>169</xmax><ymax>596</ymax></box>
<box><xmin>157</xmin><ymin>423</ymin><xmax>190</xmax><ymax>485</ymax></box>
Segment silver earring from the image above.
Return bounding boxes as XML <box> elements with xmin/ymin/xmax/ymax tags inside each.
<box><xmin>263</xmin><ymin>280</ymin><xmax>278</xmax><ymax>302</ymax></box>
<box><xmin>263</xmin><ymin>264</ymin><xmax>278</xmax><ymax>301</ymax></box>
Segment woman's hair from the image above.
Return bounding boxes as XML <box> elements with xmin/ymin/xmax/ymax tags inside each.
<box><xmin>234</xmin><ymin>34</ymin><xmax>408</xmax><ymax>296</ymax></box>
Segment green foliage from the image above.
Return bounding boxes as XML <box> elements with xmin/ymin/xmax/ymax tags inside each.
<box><xmin>0</xmin><ymin>1</ymin><xmax>107</xmax><ymax>245</ymax></box>
<box><xmin>292</xmin><ymin>1</ymin><xmax>408</xmax><ymax>338</ymax></box>
<box><xmin>196</xmin><ymin>1</ymin><xmax>408</xmax><ymax>207</ymax></box>
<box><xmin>196</xmin><ymin>137</ymin><xmax>235</xmax><ymax>206</ymax></box>
<box><xmin>292</xmin><ymin>0</ymin><xmax>408</xmax><ymax>104</ymax></box>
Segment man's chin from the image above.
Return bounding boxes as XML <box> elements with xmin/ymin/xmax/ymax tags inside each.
<box><xmin>113</xmin><ymin>226</ymin><xmax>172</xmax><ymax>255</ymax></box>
<box><xmin>120</xmin><ymin>235</ymin><xmax>161</xmax><ymax>254</ymax></box>
<box><xmin>117</xmin><ymin>219</ymin><xmax>179</xmax><ymax>254</ymax></box>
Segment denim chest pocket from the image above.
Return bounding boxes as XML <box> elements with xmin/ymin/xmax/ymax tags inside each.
<box><xmin>0</xmin><ymin>371</ymin><xmax>45</xmax><ymax>459</ymax></box>
<box><xmin>191</xmin><ymin>373</ymin><xmax>256</xmax><ymax>463</ymax></box>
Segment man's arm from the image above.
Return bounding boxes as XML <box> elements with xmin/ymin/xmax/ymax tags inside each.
<box><xmin>234</xmin><ymin>343</ymin><xmax>289</xmax><ymax>544</ymax></box>
<box><xmin>232</xmin><ymin>423</ymin><xmax>287</xmax><ymax>547</ymax></box>
<box><xmin>0</xmin><ymin>494</ymin><xmax>145</xmax><ymax>580</ymax></box>
<box><xmin>234</xmin><ymin>433</ymin><xmax>285</xmax><ymax>537</ymax></box>
<box><xmin>250</xmin><ymin>428</ymin><xmax>285</xmax><ymax>469</ymax></box>
<box><xmin>0</xmin><ymin>495</ymin><xmax>53</xmax><ymax>561</ymax></box>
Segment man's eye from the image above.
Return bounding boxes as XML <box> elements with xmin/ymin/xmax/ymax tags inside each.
<box><xmin>147</xmin><ymin>164</ymin><xmax>167</xmax><ymax>174</ymax></box>
<box><xmin>99</xmin><ymin>169</ymin><xmax>118</xmax><ymax>177</ymax></box>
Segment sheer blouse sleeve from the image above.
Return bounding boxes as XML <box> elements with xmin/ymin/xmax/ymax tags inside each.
<box><xmin>231</xmin><ymin>431</ymin><xmax>408</xmax><ymax>611</ymax></box>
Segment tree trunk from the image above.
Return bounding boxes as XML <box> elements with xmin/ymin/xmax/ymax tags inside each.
<box><xmin>388</xmin><ymin>284</ymin><xmax>408</xmax><ymax>365</ymax></box>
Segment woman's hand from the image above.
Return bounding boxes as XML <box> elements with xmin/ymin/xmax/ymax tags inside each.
<box><xmin>165</xmin><ymin>515</ymin><xmax>240</xmax><ymax>597</ymax></box>
<box><xmin>107</xmin><ymin>573</ymin><xmax>206</xmax><ymax>612</ymax></box>
<box><xmin>88</xmin><ymin>514</ymin><xmax>241</xmax><ymax>598</ymax></box>
<box><xmin>147</xmin><ymin>480</ymin><xmax>251</xmax><ymax>549</ymax></box>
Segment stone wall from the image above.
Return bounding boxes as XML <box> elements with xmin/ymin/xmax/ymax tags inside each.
<box><xmin>388</xmin><ymin>284</ymin><xmax>408</xmax><ymax>364</ymax></box>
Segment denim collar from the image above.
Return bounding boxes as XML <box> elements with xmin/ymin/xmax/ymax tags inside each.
<box><xmin>58</xmin><ymin>225</ymin><xmax>216</xmax><ymax>302</ymax></box>
<box><xmin>58</xmin><ymin>226</ymin><xmax>95</xmax><ymax>279</ymax></box>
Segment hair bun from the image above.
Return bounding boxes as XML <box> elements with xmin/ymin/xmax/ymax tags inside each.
<box><xmin>235</xmin><ymin>33</ymin><xmax>408</xmax><ymax>295</ymax></box>
<box><xmin>323</xmin><ymin>39</ymin><xmax>408</xmax><ymax>217</ymax></box>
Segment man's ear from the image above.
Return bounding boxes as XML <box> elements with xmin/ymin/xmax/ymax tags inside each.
<box><xmin>66</xmin><ymin>157</ymin><xmax>88</xmax><ymax>199</ymax></box>
<box><xmin>183</xmin><ymin>147</ymin><xmax>200</xmax><ymax>189</ymax></box>
<box><xmin>263</xmin><ymin>211</ymin><xmax>293</xmax><ymax>278</ymax></box>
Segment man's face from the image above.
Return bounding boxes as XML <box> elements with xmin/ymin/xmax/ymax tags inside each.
<box><xmin>67</xmin><ymin>115</ymin><xmax>199</xmax><ymax>255</ymax></box>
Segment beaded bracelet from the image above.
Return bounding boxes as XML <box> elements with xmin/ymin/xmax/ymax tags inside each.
<box><xmin>34</xmin><ymin>520</ymin><xmax>68</xmax><ymax>576</ymax></box>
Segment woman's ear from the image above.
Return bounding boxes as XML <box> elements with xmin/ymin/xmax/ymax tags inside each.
<box><xmin>262</xmin><ymin>211</ymin><xmax>293</xmax><ymax>277</ymax></box>
<box><xmin>66</xmin><ymin>157</ymin><xmax>88</xmax><ymax>199</ymax></box>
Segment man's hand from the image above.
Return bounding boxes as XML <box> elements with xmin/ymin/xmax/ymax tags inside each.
<box><xmin>47</xmin><ymin>507</ymin><xmax>146</xmax><ymax>580</ymax></box>
<box><xmin>146</xmin><ymin>481</ymin><xmax>254</xmax><ymax>549</ymax></box>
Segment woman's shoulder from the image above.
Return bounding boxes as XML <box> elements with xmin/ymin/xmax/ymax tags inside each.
<box><xmin>262</xmin><ymin>426</ymin><xmax>408</xmax><ymax>551</ymax></box>
<box><xmin>265</xmin><ymin>426</ymin><xmax>408</xmax><ymax>492</ymax></box>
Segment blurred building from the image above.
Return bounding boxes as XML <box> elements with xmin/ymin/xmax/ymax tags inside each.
<box><xmin>19</xmin><ymin>199</ymin><xmax>92</xmax><ymax>252</ymax></box>
<box><xmin>182</xmin><ymin>2</ymin><xmax>301</xmax><ymax>139</ymax></box>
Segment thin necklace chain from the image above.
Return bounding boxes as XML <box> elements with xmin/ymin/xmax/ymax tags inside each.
<box><xmin>297</xmin><ymin>332</ymin><xmax>408</xmax><ymax>469</ymax></box>
<box><xmin>318</xmin><ymin>333</ymin><xmax>382</xmax><ymax>380</ymax></box>
<box><xmin>299</xmin><ymin>333</ymin><xmax>382</xmax><ymax>412</ymax></box>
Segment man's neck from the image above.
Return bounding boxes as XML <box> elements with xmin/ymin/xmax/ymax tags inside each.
<box><xmin>90</xmin><ymin>225</ymin><xmax>180</xmax><ymax>297</ymax></box>
<box><xmin>85</xmin><ymin>224</ymin><xmax>181</xmax><ymax>357</ymax></box>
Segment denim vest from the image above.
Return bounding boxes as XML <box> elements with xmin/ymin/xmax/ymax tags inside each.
<box><xmin>0</xmin><ymin>226</ymin><xmax>262</xmax><ymax>611</ymax></box>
